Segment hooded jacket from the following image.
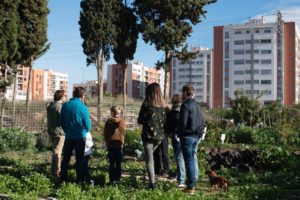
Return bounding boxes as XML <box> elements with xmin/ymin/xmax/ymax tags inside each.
<box><xmin>47</xmin><ymin>101</ymin><xmax>64</xmax><ymax>137</ymax></box>
<box><xmin>104</xmin><ymin>117</ymin><xmax>126</xmax><ymax>148</ymax></box>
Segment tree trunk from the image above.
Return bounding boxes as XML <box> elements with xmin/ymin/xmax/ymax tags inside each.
<box><xmin>96</xmin><ymin>49</ymin><xmax>104</xmax><ymax>125</ymax></box>
<box><xmin>26</xmin><ymin>57</ymin><xmax>33</xmax><ymax>118</ymax></box>
<box><xmin>12</xmin><ymin>72</ymin><xmax>17</xmax><ymax>124</ymax></box>
<box><xmin>0</xmin><ymin>96</ymin><xmax>5</xmax><ymax>127</ymax></box>
<box><xmin>164</xmin><ymin>51</ymin><xmax>171</xmax><ymax>101</ymax></box>
<box><xmin>122</xmin><ymin>62</ymin><xmax>127</xmax><ymax>114</ymax></box>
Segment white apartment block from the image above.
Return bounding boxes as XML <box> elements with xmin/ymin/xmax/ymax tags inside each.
<box><xmin>213</xmin><ymin>17</ymin><xmax>300</xmax><ymax>107</ymax></box>
<box><xmin>171</xmin><ymin>47</ymin><xmax>212</xmax><ymax>107</ymax></box>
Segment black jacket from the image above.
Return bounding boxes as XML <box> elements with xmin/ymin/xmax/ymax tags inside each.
<box><xmin>178</xmin><ymin>98</ymin><xmax>204</xmax><ymax>137</ymax></box>
<box><xmin>166</xmin><ymin>104</ymin><xmax>181</xmax><ymax>136</ymax></box>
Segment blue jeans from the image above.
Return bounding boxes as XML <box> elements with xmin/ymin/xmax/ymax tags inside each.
<box><xmin>172</xmin><ymin>136</ymin><xmax>200</xmax><ymax>185</ymax></box>
<box><xmin>180</xmin><ymin>136</ymin><xmax>199</xmax><ymax>189</ymax></box>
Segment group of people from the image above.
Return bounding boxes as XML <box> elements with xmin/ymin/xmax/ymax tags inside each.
<box><xmin>47</xmin><ymin>83</ymin><xmax>204</xmax><ymax>195</ymax></box>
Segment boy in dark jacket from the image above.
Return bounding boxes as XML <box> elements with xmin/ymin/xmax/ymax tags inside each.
<box><xmin>104</xmin><ymin>106</ymin><xmax>126</xmax><ymax>183</ymax></box>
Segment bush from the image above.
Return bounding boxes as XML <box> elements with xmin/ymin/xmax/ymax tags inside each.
<box><xmin>123</xmin><ymin>129</ymin><xmax>143</xmax><ymax>156</ymax></box>
<box><xmin>0</xmin><ymin>128</ymin><xmax>36</xmax><ymax>152</ymax></box>
<box><xmin>226</xmin><ymin>126</ymin><xmax>254</xmax><ymax>144</ymax></box>
<box><xmin>36</xmin><ymin>130</ymin><xmax>52</xmax><ymax>150</ymax></box>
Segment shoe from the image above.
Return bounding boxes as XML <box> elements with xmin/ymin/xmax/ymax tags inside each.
<box><xmin>182</xmin><ymin>187</ymin><xmax>195</xmax><ymax>195</ymax></box>
<box><xmin>177</xmin><ymin>183</ymin><xmax>186</xmax><ymax>188</ymax></box>
<box><xmin>88</xmin><ymin>180</ymin><xmax>94</xmax><ymax>186</ymax></box>
<box><xmin>149</xmin><ymin>183</ymin><xmax>156</xmax><ymax>190</ymax></box>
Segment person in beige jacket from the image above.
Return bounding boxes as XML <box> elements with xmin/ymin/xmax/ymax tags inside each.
<box><xmin>104</xmin><ymin>106</ymin><xmax>126</xmax><ymax>183</ymax></box>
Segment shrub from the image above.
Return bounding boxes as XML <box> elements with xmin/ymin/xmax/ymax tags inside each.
<box><xmin>0</xmin><ymin>128</ymin><xmax>36</xmax><ymax>152</ymax></box>
<box><xmin>226</xmin><ymin>126</ymin><xmax>254</xmax><ymax>144</ymax></box>
<box><xmin>22</xmin><ymin>172</ymin><xmax>53</xmax><ymax>197</ymax></box>
<box><xmin>123</xmin><ymin>129</ymin><xmax>143</xmax><ymax>156</ymax></box>
<box><xmin>36</xmin><ymin>130</ymin><xmax>52</xmax><ymax>150</ymax></box>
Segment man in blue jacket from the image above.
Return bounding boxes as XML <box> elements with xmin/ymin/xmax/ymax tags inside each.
<box><xmin>178</xmin><ymin>85</ymin><xmax>204</xmax><ymax>195</ymax></box>
<box><xmin>60</xmin><ymin>87</ymin><xmax>91</xmax><ymax>183</ymax></box>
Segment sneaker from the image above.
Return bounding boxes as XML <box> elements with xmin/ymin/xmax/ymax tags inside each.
<box><xmin>149</xmin><ymin>183</ymin><xmax>156</xmax><ymax>190</ymax></box>
<box><xmin>182</xmin><ymin>188</ymin><xmax>195</xmax><ymax>195</ymax></box>
<box><xmin>177</xmin><ymin>183</ymin><xmax>186</xmax><ymax>188</ymax></box>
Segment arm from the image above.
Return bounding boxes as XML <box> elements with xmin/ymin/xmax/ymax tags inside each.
<box><xmin>119</xmin><ymin>119</ymin><xmax>126</xmax><ymax>144</ymax></box>
<box><xmin>60</xmin><ymin>105</ymin><xmax>66</xmax><ymax>131</ymax></box>
<box><xmin>178</xmin><ymin>104</ymin><xmax>189</xmax><ymax>136</ymax></box>
<box><xmin>82</xmin><ymin>106</ymin><xmax>91</xmax><ymax>132</ymax></box>
<box><xmin>103</xmin><ymin>121</ymin><xmax>109</xmax><ymax>143</ymax></box>
<box><xmin>137</xmin><ymin>103</ymin><xmax>145</xmax><ymax>125</ymax></box>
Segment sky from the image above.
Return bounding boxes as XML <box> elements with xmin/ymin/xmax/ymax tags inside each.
<box><xmin>34</xmin><ymin>0</ymin><xmax>300</xmax><ymax>96</ymax></box>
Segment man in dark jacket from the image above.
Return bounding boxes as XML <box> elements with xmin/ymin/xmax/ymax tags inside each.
<box><xmin>178</xmin><ymin>85</ymin><xmax>204</xmax><ymax>195</ymax></box>
<box><xmin>47</xmin><ymin>90</ymin><xmax>66</xmax><ymax>177</ymax></box>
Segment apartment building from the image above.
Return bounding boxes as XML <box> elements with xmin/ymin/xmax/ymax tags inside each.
<box><xmin>171</xmin><ymin>47</ymin><xmax>213</xmax><ymax>107</ymax></box>
<box><xmin>213</xmin><ymin>17</ymin><xmax>300</xmax><ymax>108</ymax></box>
<box><xmin>73</xmin><ymin>80</ymin><xmax>108</xmax><ymax>98</ymax></box>
<box><xmin>5</xmin><ymin>66</ymin><xmax>68</xmax><ymax>101</ymax></box>
<box><xmin>107</xmin><ymin>61</ymin><xmax>165</xmax><ymax>99</ymax></box>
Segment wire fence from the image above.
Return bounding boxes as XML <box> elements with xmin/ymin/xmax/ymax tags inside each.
<box><xmin>0</xmin><ymin>97</ymin><xmax>143</xmax><ymax>133</ymax></box>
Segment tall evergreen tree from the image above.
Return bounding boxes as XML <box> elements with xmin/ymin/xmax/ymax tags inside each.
<box><xmin>134</xmin><ymin>0</ymin><xmax>216</xmax><ymax>100</ymax></box>
<box><xmin>18</xmin><ymin>0</ymin><xmax>49</xmax><ymax>114</ymax></box>
<box><xmin>79</xmin><ymin>0</ymin><xmax>119</xmax><ymax>123</ymax></box>
<box><xmin>0</xmin><ymin>0</ymin><xmax>19</xmax><ymax>94</ymax></box>
<box><xmin>113</xmin><ymin>1</ymin><xmax>138</xmax><ymax>112</ymax></box>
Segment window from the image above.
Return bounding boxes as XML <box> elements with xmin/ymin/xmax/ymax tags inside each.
<box><xmin>246</xmin><ymin>30</ymin><xmax>250</xmax><ymax>34</ymax></box>
<box><xmin>261</xmin><ymin>69</ymin><xmax>272</xmax><ymax>74</ymax></box>
<box><xmin>261</xmin><ymin>39</ymin><xmax>272</xmax><ymax>44</ymax></box>
<box><xmin>225</xmin><ymin>80</ymin><xmax>229</xmax><ymax>88</ymax></box>
<box><xmin>235</xmin><ymin>30</ymin><xmax>242</xmax><ymax>34</ymax></box>
<box><xmin>207</xmin><ymin>54</ymin><xmax>211</xmax><ymax>59</ymax></box>
<box><xmin>254</xmin><ymin>60</ymin><xmax>259</xmax><ymax>64</ymax></box>
<box><xmin>254</xmin><ymin>39</ymin><xmax>260</xmax><ymax>44</ymax></box>
<box><xmin>196</xmin><ymin>89</ymin><xmax>203</xmax><ymax>93</ymax></box>
<box><xmin>234</xmin><ymin>60</ymin><xmax>244</xmax><ymax>65</ymax></box>
<box><xmin>245</xmin><ymin>80</ymin><xmax>259</xmax><ymax>84</ymax></box>
<box><xmin>234</xmin><ymin>40</ymin><xmax>244</xmax><ymax>45</ymax></box>
<box><xmin>261</xmin><ymin>60</ymin><xmax>272</xmax><ymax>64</ymax></box>
<box><xmin>255</xmin><ymin>29</ymin><xmax>260</xmax><ymax>33</ymax></box>
<box><xmin>261</xmin><ymin>80</ymin><xmax>272</xmax><ymax>84</ymax></box>
<box><xmin>245</xmin><ymin>70</ymin><xmax>259</xmax><ymax>74</ymax></box>
<box><xmin>225</xmin><ymin>70</ymin><xmax>229</xmax><ymax>78</ymax></box>
<box><xmin>179</xmin><ymin>75</ymin><xmax>185</xmax><ymax>78</ymax></box>
<box><xmin>254</xmin><ymin>49</ymin><xmax>260</xmax><ymax>54</ymax></box>
<box><xmin>225</xmin><ymin>61</ymin><xmax>229</xmax><ymax>68</ymax></box>
<box><xmin>261</xmin><ymin>50</ymin><xmax>272</xmax><ymax>54</ymax></box>
<box><xmin>234</xmin><ymin>49</ymin><xmax>244</xmax><ymax>55</ymax></box>
<box><xmin>199</xmin><ymin>54</ymin><xmax>203</xmax><ymax>58</ymax></box>
<box><xmin>245</xmin><ymin>40</ymin><xmax>251</xmax><ymax>44</ymax></box>
<box><xmin>179</xmin><ymin>68</ymin><xmax>185</xmax><ymax>72</ymax></box>
<box><xmin>173</xmin><ymin>69</ymin><xmax>176</xmax><ymax>80</ymax></box>
<box><xmin>225</xmin><ymin>31</ymin><xmax>229</xmax><ymax>39</ymax></box>
<box><xmin>261</xmin><ymin>90</ymin><xmax>272</xmax><ymax>95</ymax></box>
<box><xmin>196</xmin><ymin>61</ymin><xmax>203</xmax><ymax>65</ymax></box>
<box><xmin>264</xmin><ymin>29</ymin><xmax>272</xmax><ymax>33</ymax></box>
<box><xmin>245</xmin><ymin>50</ymin><xmax>251</xmax><ymax>54</ymax></box>
<box><xmin>234</xmin><ymin>71</ymin><xmax>244</xmax><ymax>75</ymax></box>
<box><xmin>234</xmin><ymin>80</ymin><xmax>244</xmax><ymax>85</ymax></box>
<box><xmin>225</xmin><ymin>50</ymin><xmax>229</xmax><ymax>58</ymax></box>
<box><xmin>224</xmin><ymin>41</ymin><xmax>229</xmax><ymax>49</ymax></box>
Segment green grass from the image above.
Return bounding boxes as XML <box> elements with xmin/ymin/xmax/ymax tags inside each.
<box><xmin>0</xmin><ymin>145</ymin><xmax>299</xmax><ymax>200</ymax></box>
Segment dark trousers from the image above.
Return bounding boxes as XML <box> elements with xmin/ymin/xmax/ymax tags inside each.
<box><xmin>60</xmin><ymin>138</ymin><xmax>85</xmax><ymax>183</ymax></box>
<box><xmin>108</xmin><ymin>148</ymin><xmax>123</xmax><ymax>183</ymax></box>
<box><xmin>154</xmin><ymin>136</ymin><xmax>170</xmax><ymax>174</ymax></box>
<box><xmin>83</xmin><ymin>155</ymin><xmax>92</xmax><ymax>182</ymax></box>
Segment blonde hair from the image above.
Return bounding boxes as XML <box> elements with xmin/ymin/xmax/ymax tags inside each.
<box><xmin>111</xmin><ymin>106</ymin><xmax>121</xmax><ymax>115</ymax></box>
<box><xmin>171</xmin><ymin>94</ymin><xmax>182</xmax><ymax>105</ymax></box>
<box><xmin>144</xmin><ymin>83</ymin><xmax>165</xmax><ymax>108</ymax></box>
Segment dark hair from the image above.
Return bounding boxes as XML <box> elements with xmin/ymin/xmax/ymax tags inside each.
<box><xmin>182</xmin><ymin>85</ymin><xmax>194</xmax><ymax>97</ymax></box>
<box><xmin>73</xmin><ymin>87</ymin><xmax>86</xmax><ymax>98</ymax></box>
<box><xmin>54</xmin><ymin>90</ymin><xmax>65</xmax><ymax>101</ymax></box>
<box><xmin>144</xmin><ymin>83</ymin><xmax>165</xmax><ymax>108</ymax></box>
<box><xmin>111</xmin><ymin>106</ymin><xmax>121</xmax><ymax>115</ymax></box>
<box><xmin>171</xmin><ymin>94</ymin><xmax>182</xmax><ymax>105</ymax></box>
